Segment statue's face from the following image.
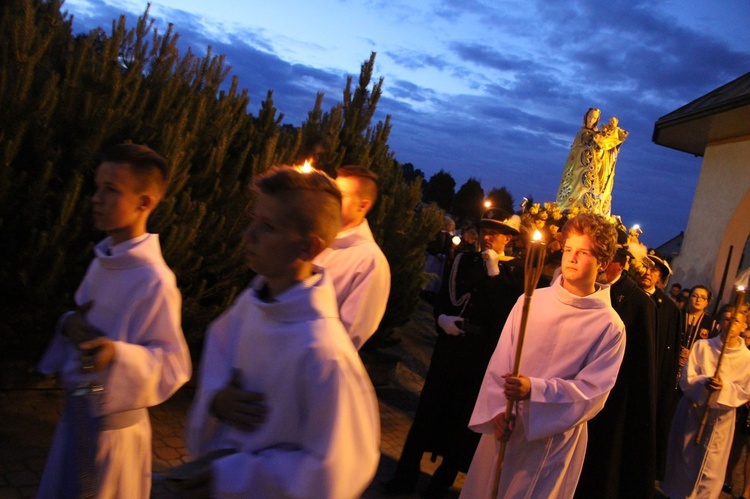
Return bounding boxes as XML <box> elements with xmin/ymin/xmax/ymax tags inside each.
<box><xmin>584</xmin><ymin>109</ymin><xmax>601</xmax><ymax>129</ymax></box>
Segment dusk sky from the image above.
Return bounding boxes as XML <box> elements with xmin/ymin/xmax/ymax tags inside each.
<box><xmin>61</xmin><ymin>0</ymin><xmax>750</xmax><ymax>246</ymax></box>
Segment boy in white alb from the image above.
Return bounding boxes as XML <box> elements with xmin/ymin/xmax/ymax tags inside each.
<box><xmin>185</xmin><ymin>166</ymin><xmax>380</xmax><ymax>498</ymax></box>
<box><xmin>37</xmin><ymin>144</ymin><xmax>192</xmax><ymax>498</ymax></box>
<box><xmin>313</xmin><ymin>165</ymin><xmax>390</xmax><ymax>349</ymax></box>
<box><xmin>661</xmin><ymin>306</ymin><xmax>750</xmax><ymax>498</ymax></box>
<box><xmin>461</xmin><ymin>213</ymin><xmax>626</xmax><ymax>499</ymax></box>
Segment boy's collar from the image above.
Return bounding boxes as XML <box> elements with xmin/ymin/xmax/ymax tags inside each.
<box><xmin>254</xmin><ymin>282</ymin><xmax>274</xmax><ymax>303</ymax></box>
<box><xmin>105</xmin><ymin>233</ymin><xmax>150</xmax><ymax>256</ymax></box>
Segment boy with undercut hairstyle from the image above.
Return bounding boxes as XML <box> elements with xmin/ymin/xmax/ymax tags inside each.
<box><xmin>185</xmin><ymin>166</ymin><xmax>380</xmax><ymax>498</ymax></box>
<box><xmin>313</xmin><ymin>164</ymin><xmax>391</xmax><ymax>350</ymax></box>
<box><xmin>37</xmin><ymin>143</ymin><xmax>192</xmax><ymax>498</ymax></box>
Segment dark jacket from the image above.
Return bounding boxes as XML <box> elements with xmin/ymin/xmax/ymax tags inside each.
<box><xmin>651</xmin><ymin>286</ymin><xmax>682</xmax><ymax>479</ymax></box>
<box><xmin>406</xmin><ymin>252</ymin><xmax>524</xmax><ymax>468</ymax></box>
<box><xmin>576</xmin><ymin>274</ymin><xmax>657</xmax><ymax>498</ymax></box>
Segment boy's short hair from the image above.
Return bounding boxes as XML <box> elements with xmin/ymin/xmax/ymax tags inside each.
<box><xmin>100</xmin><ymin>143</ymin><xmax>169</xmax><ymax>195</ymax></box>
<box><xmin>254</xmin><ymin>166</ymin><xmax>342</xmax><ymax>246</ymax></box>
<box><xmin>336</xmin><ymin>165</ymin><xmax>379</xmax><ymax>202</ymax></box>
<box><xmin>561</xmin><ymin>212</ymin><xmax>618</xmax><ymax>266</ymax></box>
<box><xmin>718</xmin><ymin>304</ymin><xmax>736</xmax><ymax>318</ymax></box>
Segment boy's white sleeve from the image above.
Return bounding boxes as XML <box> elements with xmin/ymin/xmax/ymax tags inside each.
<box><xmin>37</xmin><ymin>311</ymin><xmax>77</xmax><ymax>375</ymax></box>
<box><xmin>523</xmin><ymin>322</ymin><xmax>625</xmax><ymax>440</ymax></box>
<box><xmin>338</xmin><ymin>252</ymin><xmax>390</xmax><ymax>349</ymax></box>
<box><xmin>467</xmin><ymin>302</ymin><xmax>519</xmax><ymax>434</ymax></box>
<box><xmin>100</xmin><ymin>278</ymin><xmax>191</xmax><ymax>414</ymax></box>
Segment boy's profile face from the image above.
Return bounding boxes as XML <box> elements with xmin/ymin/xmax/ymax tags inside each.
<box><xmin>723</xmin><ymin>312</ymin><xmax>747</xmax><ymax>342</ymax></box>
<box><xmin>561</xmin><ymin>232</ymin><xmax>603</xmax><ymax>290</ymax></box>
<box><xmin>243</xmin><ymin>193</ymin><xmax>306</xmax><ymax>279</ymax></box>
<box><xmin>336</xmin><ymin>176</ymin><xmax>364</xmax><ymax>230</ymax></box>
<box><xmin>92</xmin><ymin>162</ymin><xmax>147</xmax><ymax>244</ymax></box>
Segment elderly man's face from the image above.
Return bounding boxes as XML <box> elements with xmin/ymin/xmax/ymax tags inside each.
<box><xmin>639</xmin><ymin>266</ymin><xmax>662</xmax><ymax>290</ymax></box>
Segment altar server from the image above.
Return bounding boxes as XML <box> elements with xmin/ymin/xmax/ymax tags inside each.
<box><xmin>185</xmin><ymin>166</ymin><xmax>379</xmax><ymax>498</ymax></box>
<box><xmin>461</xmin><ymin>213</ymin><xmax>625</xmax><ymax>499</ymax></box>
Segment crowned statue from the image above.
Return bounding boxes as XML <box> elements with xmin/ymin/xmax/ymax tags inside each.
<box><xmin>555</xmin><ymin>108</ymin><xmax>628</xmax><ymax>216</ymax></box>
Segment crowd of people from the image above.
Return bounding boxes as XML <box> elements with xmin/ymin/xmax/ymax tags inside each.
<box><xmin>405</xmin><ymin>206</ymin><xmax>750</xmax><ymax>498</ymax></box>
<box><xmin>35</xmin><ymin>143</ymin><xmax>749</xmax><ymax>498</ymax></box>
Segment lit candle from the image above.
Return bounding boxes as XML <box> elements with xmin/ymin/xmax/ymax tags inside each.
<box><xmin>735</xmin><ymin>285</ymin><xmax>747</xmax><ymax>310</ymax></box>
<box><xmin>494</xmin><ymin>226</ymin><xmax>547</xmax><ymax>492</ymax></box>
<box><xmin>452</xmin><ymin>235</ymin><xmax>462</xmax><ymax>246</ymax></box>
<box><xmin>524</xmin><ymin>229</ymin><xmax>547</xmax><ymax>293</ymax></box>
<box><xmin>297</xmin><ymin>159</ymin><xmax>313</xmax><ymax>173</ymax></box>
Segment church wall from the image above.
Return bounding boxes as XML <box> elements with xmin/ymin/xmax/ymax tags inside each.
<box><xmin>670</xmin><ymin>138</ymin><xmax>750</xmax><ymax>307</ymax></box>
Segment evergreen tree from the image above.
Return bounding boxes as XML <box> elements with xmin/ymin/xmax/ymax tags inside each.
<box><xmin>487</xmin><ymin>186</ymin><xmax>516</xmax><ymax>215</ymax></box>
<box><xmin>400</xmin><ymin>162</ymin><xmax>425</xmax><ymax>183</ymax></box>
<box><xmin>452</xmin><ymin>177</ymin><xmax>484</xmax><ymax>225</ymax></box>
<box><xmin>423</xmin><ymin>169</ymin><xmax>456</xmax><ymax>212</ymax></box>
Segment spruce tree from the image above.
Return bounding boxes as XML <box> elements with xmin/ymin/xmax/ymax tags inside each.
<box><xmin>486</xmin><ymin>186</ymin><xmax>516</xmax><ymax>215</ymax></box>
<box><xmin>452</xmin><ymin>177</ymin><xmax>485</xmax><ymax>225</ymax></box>
<box><xmin>423</xmin><ymin>169</ymin><xmax>456</xmax><ymax>212</ymax></box>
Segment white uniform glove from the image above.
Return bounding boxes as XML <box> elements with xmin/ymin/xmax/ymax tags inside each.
<box><xmin>482</xmin><ymin>249</ymin><xmax>501</xmax><ymax>276</ymax></box>
<box><xmin>438</xmin><ymin>314</ymin><xmax>465</xmax><ymax>336</ymax></box>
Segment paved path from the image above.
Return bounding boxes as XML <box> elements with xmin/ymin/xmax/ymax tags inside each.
<box><xmin>0</xmin><ymin>300</ymin><xmax>464</xmax><ymax>498</ymax></box>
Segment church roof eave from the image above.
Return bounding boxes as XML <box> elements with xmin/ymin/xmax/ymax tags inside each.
<box><xmin>652</xmin><ymin>71</ymin><xmax>750</xmax><ymax>156</ymax></box>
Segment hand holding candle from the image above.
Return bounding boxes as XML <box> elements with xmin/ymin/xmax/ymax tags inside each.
<box><xmin>695</xmin><ymin>285</ymin><xmax>746</xmax><ymax>444</ymax></box>
<box><xmin>492</xmin><ymin>229</ymin><xmax>546</xmax><ymax>496</ymax></box>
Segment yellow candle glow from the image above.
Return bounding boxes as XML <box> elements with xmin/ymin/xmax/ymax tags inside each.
<box><xmin>532</xmin><ymin>229</ymin><xmax>543</xmax><ymax>242</ymax></box>
<box><xmin>452</xmin><ymin>235</ymin><xmax>461</xmax><ymax>246</ymax></box>
<box><xmin>298</xmin><ymin>159</ymin><xmax>313</xmax><ymax>173</ymax></box>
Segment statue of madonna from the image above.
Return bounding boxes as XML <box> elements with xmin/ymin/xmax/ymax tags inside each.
<box><xmin>555</xmin><ymin>108</ymin><xmax>628</xmax><ymax>216</ymax></box>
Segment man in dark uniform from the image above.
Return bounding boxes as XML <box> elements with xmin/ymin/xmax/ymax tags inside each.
<box><xmin>382</xmin><ymin>209</ymin><xmax>524</xmax><ymax>498</ymax></box>
<box><xmin>576</xmin><ymin>243</ymin><xmax>657</xmax><ymax>498</ymax></box>
<box><xmin>638</xmin><ymin>248</ymin><xmax>682</xmax><ymax>481</ymax></box>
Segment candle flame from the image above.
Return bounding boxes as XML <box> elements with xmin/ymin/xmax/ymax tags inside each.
<box><xmin>739</xmin><ymin>286</ymin><xmax>746</xmax><ymax>292</ymax></box>
<box><xmin>297</xmin><ymin>159</ymin><xmax>314</xmax><ymax>173</ymax></box>
<box><xmin>452</xmin><ymin>235</ymin><xmax>462</xmax><ymax>246</ymax></box>
<box><xmin>532</xmin><ymin>229</ymin><xmax>542</xmax><ymax>242</ymax></box>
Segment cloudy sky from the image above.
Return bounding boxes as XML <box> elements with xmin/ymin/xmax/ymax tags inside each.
<box><xmin>61</xmin><ymin>0</ymin><xmax>750</xmax><ymax>246</ymax></box>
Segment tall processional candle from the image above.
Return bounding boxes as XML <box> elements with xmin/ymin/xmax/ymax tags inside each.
<box><xmin>492</xmin><ymin>229</ymin><xmax>546</xmax><ymax>497</ymax></box>
<box><xmin>695</xmin><ymin>285</ymin><xmax>746</xmax><ymax>444</ymax></box>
